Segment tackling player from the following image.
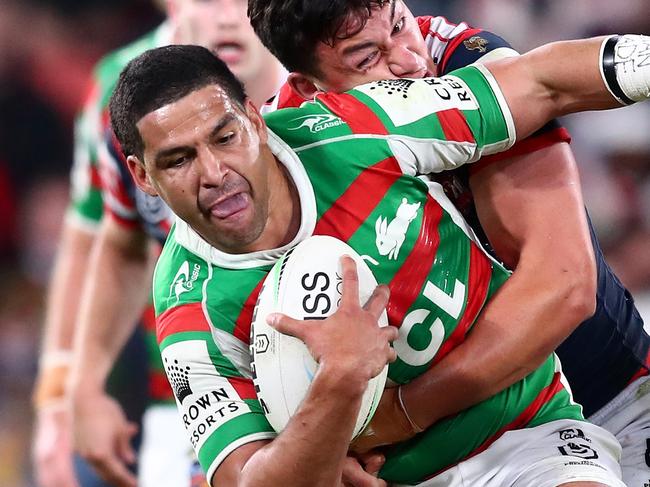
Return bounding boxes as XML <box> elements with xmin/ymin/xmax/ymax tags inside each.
<box><xmin>247</xmin><ymin>1</ymin><xmax>650</xmax><ymax>484</ymax></box>
<box><xmin>110</xmin><ymin>35</ymin><xmax>650</xmax><ymax>485</ymax></box>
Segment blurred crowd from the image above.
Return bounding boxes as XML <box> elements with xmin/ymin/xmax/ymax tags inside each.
<box><xmin>0</xmin><ymin>1</ymin><xmax>648</xmax><ymax>485</ymax></box>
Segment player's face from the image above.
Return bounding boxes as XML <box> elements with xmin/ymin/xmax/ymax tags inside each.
<box><xmin>169</xmin><ymin>0</ymin><xmax>272</xmax><ymax>84</ymax></box>
<box><xmin>129</xmin><ymin>85</ymin><xmax>272</xmax><ymax>253</ymax></box>
<box><xmin>313</xmin><ymin>0</ymin><xmax>433</xmax><ymax>92</ymax></box>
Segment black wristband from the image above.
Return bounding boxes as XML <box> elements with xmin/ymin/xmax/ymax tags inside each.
<box><xmin>602</xmin><ymin>35</ymin><xmax>635</xmax><ymax>105</ymax></box>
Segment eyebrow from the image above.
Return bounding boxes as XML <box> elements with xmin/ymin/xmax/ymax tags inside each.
<box><xmin>340</xmin><ymin>0</ymin><xmax>398</xmax><ymax>57</ymax></box>
<box><xmin>153</xmin><ymin>113</ymin><xmax>238</xmax><ymax>162</ymax></box>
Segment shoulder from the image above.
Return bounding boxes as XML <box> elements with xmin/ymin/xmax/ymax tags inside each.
<box><xmin>92</xmin><ymin>25</ymin><xmax>167</xmax><ymax>108</ymax></box>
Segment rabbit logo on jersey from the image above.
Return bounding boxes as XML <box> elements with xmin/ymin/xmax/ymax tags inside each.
<box><xmin>375</xmin><ymin>198</ymin><xmax>421</xmax><ymax>260</ymax></box>
<box><xmin>162</xmin><ymin>340</ymin><xmax>250</xmax><ymax>450</ymax></box>
<box><xmin>288</xmin><ymin>114</ymin><xmax>346</xmax><ymax>133</ymax></box>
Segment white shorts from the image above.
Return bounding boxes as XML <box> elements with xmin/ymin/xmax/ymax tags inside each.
<box><xmin>589</xmin><ymin>376</ymin><xmax>650</xmax><ymax>487</ymax></box>
<box><xmin>139</xmin><ymin>404</ymin><xmax>198</xmax><ymax>487</ymax></box>
<box><xmin>396</xmin><ymin>419</ymin><xmax>625</xmax><ymax>487</ymax></box>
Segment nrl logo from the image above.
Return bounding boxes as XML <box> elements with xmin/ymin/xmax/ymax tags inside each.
<box><xmin>464</xmin><ymin>36</ymin><xmax>489</xmax><ymax>53</ymax></box>
<box><xmin>288</xmin><ymin>114</ymin><xmax>346</xmax><ymax>133</ymax></box>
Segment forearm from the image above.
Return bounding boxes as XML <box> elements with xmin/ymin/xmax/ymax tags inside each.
<box><xmin>222</xmin><ymin>366</ymin><xmax>364</xmax><ymax>487</ymax></box>
<box><xmin>33</xmin><ymin>222</ymin><xmax>96</xmax><ymax>407</ymax></box>
<box><xmin>69</xmin><ymin>217</ymin><xmax>152</xmax><ymax>393</ymax></box>
<box><xmin>488</xmin><ymin>35</ymin><xmax>650</xmax><ymax>139</ymax></box>
<box><xmin>403</xmin><ymin>144</ymin><xmax>597</xmax><ymax>427</ymax></box>
<box><xmin>402</xmin><ymin>263</ymin><xmax>592</xmax><ymax>427</ymax></box>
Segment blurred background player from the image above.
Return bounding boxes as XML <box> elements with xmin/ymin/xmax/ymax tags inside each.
<box><xmin>65</xmin><ymin>2</ymin><xmax>286</xmax><ymax>487</ymax></box>
<box><xmin>32</xmin><ymin>1</ymin><xmax>285</xmax><ymax>487</ymax></box>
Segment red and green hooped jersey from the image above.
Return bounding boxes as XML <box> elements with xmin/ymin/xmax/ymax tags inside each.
<box><xmin>67</xmin><ymin>23</ymin><xmax>169</xmax><ymax>230</ymax></box>
<box><xmin>154</xmin><ymin>66</ymin><xmax>584</xmax><ymax>484</ymax></box>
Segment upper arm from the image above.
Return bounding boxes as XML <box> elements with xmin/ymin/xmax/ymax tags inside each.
<box><xmin>469</xmin><ymin>141</ymin><xmax>595</xmax><ymax>273</ymax></box>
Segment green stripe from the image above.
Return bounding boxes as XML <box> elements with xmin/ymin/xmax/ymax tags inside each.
<box><xmin>452</xmin><ymin>66</ymin><xmax>510</xmax><ymax>147</ymax></box>
<box><xmin>198</xmin><ymin>412</ymin><xmax>274</xmax><ymax>472</ymax></box>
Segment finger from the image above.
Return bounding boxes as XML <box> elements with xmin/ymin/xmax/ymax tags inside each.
<box><xmin>362</xmin><ymin>284</ymin><xmax>390</xmax><ymax>318</ymax></box>
<box><xmin>266</xmin><ymin>313</ymin><xmax>308</xmax><ymax>340</ymax></box>
<box><xmin>381</xmin><ymin>325</ymin><xmax>400</xmax><ymax>343</ymax></box>
<box><xmin>358</xmin><ymin>452</ymin><xmax>386</xmax><ymax>476</ymax></box>
<box><xmin>341</xmin><ymin>456</ymin><xmax>379</xmax><ymax>487</ymax></box>
<box><xmin>95</xmin><ymin>456</ymin><xmax>137</xmax><ymax>487</ymax></box>
<box><xmin>339</xmin><ymin>255</ymin><xmax>360</xmax><ymax>308</ymax></box>
<box><xmin>117</xmin><ymin>423</ymin><xmax>138</xmax><ymax>464</ymax></box>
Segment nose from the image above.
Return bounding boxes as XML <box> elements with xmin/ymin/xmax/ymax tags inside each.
<box><xmin>387</xmin><ymin>45</ymin><xmax>425</xmax><ymax>77</ymax></box>
<box><xmin>196</xmin><ymin>147</ymin><xmax>228</xmax><ymax>187</ymax></box>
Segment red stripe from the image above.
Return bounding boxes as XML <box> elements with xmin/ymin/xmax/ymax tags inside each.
<box><xmin>90</xmin><ymin>165</ymin><xmax>103</xmax><ymax>190</ymax></box>
<box><xmin>149</xmin><ymin>370</ymin><xmax>174</xmax><ymax>400</ymax></box>
<box><xmin>276</xmin><ymin>83</ymin><xmax>306</xmax><ymax>110</ymax></box>
<box><xmin>438</xmin><ymin>28</ymin><xmax>483</xmax><ymax>75</ymax></box>
<box><xmin>627</xmin><ymin>348</ymin><xmax>650</xmax><ymax>384</ymax></box>
<box><xmin>470</xmin><ymin>127</ymin><xmax>572</xmax><ymax>175</ymax></box>
<box><xmin>140</xmin><ymin>304</ymin><xmax>156</xmax><ymax>331</ymax></box>
<box><xmin>314</xmin><ymin>157</ymin><xmax>401</xmax><ymax>241</ymax></box>
<box><xmin>386</xmin><ymin>197</ymin><xmax>443</xmax><ymax>326</ymax></box>
<box><xmin>157</xmin><ymin>302</ymin><xmax>211</xmax><ymax>344</ymax></box>
<box><xmin>430</xmin><ymin>244</ymin><xmax>491</xmax><ymax>366</ymax></box>
<box><xmin>317</xmin><ymin>92</ymin><xmax>389</xmax><ymax>135</ymax></box>
<box><xmin>233</xmin><ymin>278</ymin><xmax>265</xmax><ymax>344</ymax></box>
<box><xmin>105</xmin><ymin>208</ymin><xmax>140</xmax><ymax>230</ymax></box>
<box><xmin>437</xmin><ymin>108</ymin><xmax>475</xmax><ymax>143</ymax></box>
<box><xmin>227</xmin><ymin>376</ymin><xmax>258</xmax><ymax>400</ymax></box>
<box><xmin>426</xmin><ymin>371</ymin><xmax>566</xmax><ymax>479</ymax></box>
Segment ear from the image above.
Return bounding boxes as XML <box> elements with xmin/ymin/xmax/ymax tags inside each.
<box><xmin>244</xmin><ymin>99</ymin><xmax>268</xmax><ymax>144</ymax></box>
<box><xmin>287</xmin><ymin>72</ymin><xmax>322</xmax><ymax>101</ymax></box>
<box><xmin>126</xmin><ymin>155</ymin><xmax>159</xmax><ymax>197</ymax></box>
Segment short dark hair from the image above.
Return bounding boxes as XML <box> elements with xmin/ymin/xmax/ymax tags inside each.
<box><xmin>109</xmin><ymin>44</ymin><xmax>247</xmax><ymax>160</ymax></box>
<box><xmin>248</xmin><ymin>0</ymin><xmax>390</xmax><ymax>77</ymax></box>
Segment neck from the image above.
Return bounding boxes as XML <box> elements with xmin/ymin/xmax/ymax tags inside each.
<box><xmin>251</xmin><ymin>149</ymin><xmax>301</xmax><ymax>252</ymax></box>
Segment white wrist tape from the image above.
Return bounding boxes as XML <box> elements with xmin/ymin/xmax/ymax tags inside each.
<box><xmin>600</xmin><ymin>34</ymin><xmax>650</xmax><ymax>104</ymax></box>
<box><xmin>40</xmin><ymin>350</ymin><xmax>74</xmax><ymax>369</ymax></box>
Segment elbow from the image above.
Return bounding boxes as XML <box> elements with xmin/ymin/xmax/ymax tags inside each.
<box><xmin>559</xmin><ymin>260</ymin><xmax>597</xmax><ymax>330</ymax></box>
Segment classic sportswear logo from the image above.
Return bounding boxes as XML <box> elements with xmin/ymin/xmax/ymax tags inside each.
<box><xmin>170</xmin><ymin>261</ymin><xmax>201</xmax><ymax>303</ymax></box>
<box><xmin>288</xmin><ymin>114</ymin><xmax>346</xmax><ymax>133</ymax></box>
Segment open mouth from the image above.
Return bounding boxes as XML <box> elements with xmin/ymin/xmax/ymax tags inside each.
<box><xmin>210</xmin><ymin>192</ymin><xmax>249</xmax><ymax>220</ymax></box>
<box><xmin>214</xmin><ymin>42</ymin><xmax>245</xmax><ymax>65</ymax></box>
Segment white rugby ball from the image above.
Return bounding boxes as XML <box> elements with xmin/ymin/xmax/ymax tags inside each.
<box><xmin>250</xmin><ymin>235</ymin><xmax>388</xmax><ymax>440</ymax></box>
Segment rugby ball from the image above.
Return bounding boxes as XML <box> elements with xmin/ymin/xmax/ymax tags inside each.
<box><xmin>250</xmin><ymin>235</ymin><xmax>388</xmax><ymax>440</ymax></box>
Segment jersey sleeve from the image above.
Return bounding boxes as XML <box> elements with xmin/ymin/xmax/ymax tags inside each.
<box><xmin>97</xmin><ymin>129</ymin><xmax>143</xmax><ymax>231</ymax></box>
<box><xmin>437</xmin><ymin>29</ymin><xmax>571</xmax><ymax>174</ymax></box>
<box><xmin>157</xmin><ymin>303</ymin><xmax>276</xmax><ymax>483</ymax></box>
<box><xmin>153</xmin><ymin>238</ymin><xmax>276</xmax><ymax>482</ymax></box>
<box><xmin>66</xmin><ymin>80</ymin><xmax>105</xmax><ymax>232</ymax></box>
<box><xmin>329</xmin><ymin>65</ymin><xmax>516</xmax><ymax>174</ymax></box>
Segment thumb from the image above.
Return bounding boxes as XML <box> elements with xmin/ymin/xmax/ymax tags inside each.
<box><xmin>266</xmin><ymin>313</ymin><xmax>308</xmax><ymax>340</ymax></box>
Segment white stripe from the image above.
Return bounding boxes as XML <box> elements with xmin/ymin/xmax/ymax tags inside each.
<box><xmin>200</xmin><ymin>260</ymin><xmax>253</xmax><ymax>379</ymax></box>
<box><xmin>472</xmin><ymin>63</ymin><xmax>517</xmax><ymax>152</ymax></box>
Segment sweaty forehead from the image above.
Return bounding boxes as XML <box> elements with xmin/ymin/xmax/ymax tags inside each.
<box><xmin>136</xmin><ymin>85</ymin><xmax>240</xmax><ymax>149</ymax></box>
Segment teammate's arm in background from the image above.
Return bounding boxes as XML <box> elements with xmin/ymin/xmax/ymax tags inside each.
<box><xmin>31</xmin><ymin>86</ymin><xmax>104</xmax><ymax>487</ymax></box>
<box><xmin>32</xmin><ymin>223</ymin><xmax>93</xmax><ymax>487</ymax></box>
<box><xmin>68</xmin><ymin>213</ymin><xmax>154</xmax><ymax>487</ymax></box>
